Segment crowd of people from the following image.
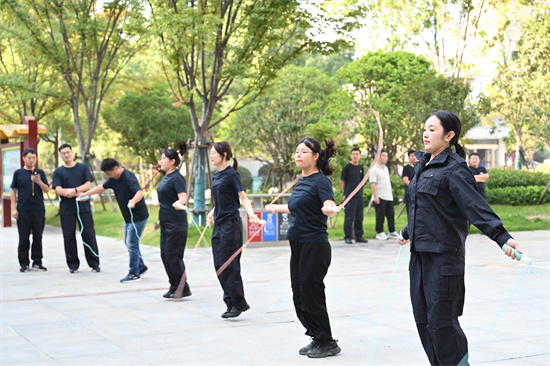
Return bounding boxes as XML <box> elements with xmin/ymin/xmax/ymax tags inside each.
<box><xmin>11</xmin><ymin>111</ymin><xmax>522</xmax><ymax>363</ymax></box>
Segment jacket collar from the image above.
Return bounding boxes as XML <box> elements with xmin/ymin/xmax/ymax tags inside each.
<box><xmin>415</xmin><ymin>147</ymin><xmax>453</xmax><ymax>171</ymax></box>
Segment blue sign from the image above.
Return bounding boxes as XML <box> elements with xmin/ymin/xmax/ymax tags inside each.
<box><xmin>262</xmin><ymin>212</ymin><xmax>277</xmax><ymax>241</ymax></box>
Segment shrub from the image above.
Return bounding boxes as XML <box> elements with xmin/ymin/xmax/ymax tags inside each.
<box><xmin>486</xmin><ymin>185</ymin><xmax>550</xmax><ymax>205</ymax></box>
<box><xmin>486</xmin><ymin>168</ymin><xmax>550</xmax><ymax>189</ymax></box>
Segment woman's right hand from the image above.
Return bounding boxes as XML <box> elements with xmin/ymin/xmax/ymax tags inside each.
<box><xmin>206</xmin><ymin>213</ymin><xmax>214</xmax><ymax>226</ymax></box>
<box><xmin>265</xmin><ymin>204</ymin><xmax>276</xmax><ymax>214</ymax></box>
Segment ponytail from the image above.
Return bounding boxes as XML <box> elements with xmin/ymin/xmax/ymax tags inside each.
<box><xmin>178</xmin><ymin>140</ymin><xmax>188</xmax><ymax>157</ymax></box>
<box><xmin>232</xmin><ymin>157</ymin><xmax>239</xmax><ymax>171</ymax></box>
<box><xmin>454</xmin><ymin>142</ymin><xmax>466</xmax><ymax>159</ymax></box>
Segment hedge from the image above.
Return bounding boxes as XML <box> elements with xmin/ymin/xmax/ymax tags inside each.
<box><xmin>486</xmin><ymin>168</ymin><xmax>550</xmax><ymax>189</ymax></box>
<box><xmin>486</xmin><ymin>185</ymin><xmax>550</xmax><ymax>205</ymax></box>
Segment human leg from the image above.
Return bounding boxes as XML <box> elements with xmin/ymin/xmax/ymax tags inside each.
<box><xmin>16</xmin><ymin>210</ymin><xmax>32</xmax><ymax>268</ymax></box>
<box><xmin>78</xmin><ymin>212</ymin><xmax>100</xmax><ymax>269</ymax></box>
<box><xmin>60</xmin><ymin>213</ymin><xmax>79</xmax><ymax>270</ymax></box>
<box><xmin>163</xmin><ymin>220</ymin><xmax>189</xmax><ymax>293</ymax></box>
<box><xmin>354</xmin><ymin>197</ymin><xmax>364</xmax><ymax>239</ymax></box>
<box><xmin>384</xmin><ymin>198</ymin><xmax>396</xmax><ymax>233</ymax></box>
<box><xmin>30</xmin><ymin>210</ymin><xmax>45</xmax><ymax>266</ymax></box>
<box><xmin>124</xmin><ymin>218</ymin><xmax>148</xmax><ymax>276</ymax></box>
<box><xmin>374</xmin><ymin>200</ymin><xmax>385</xmax><ymax>234</ymax></box>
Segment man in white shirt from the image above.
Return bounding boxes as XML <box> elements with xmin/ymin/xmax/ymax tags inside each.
<box><xmin>369</xmin><ymin>150</ymin><xmax>399</xmax><ymax>240</ymax></box>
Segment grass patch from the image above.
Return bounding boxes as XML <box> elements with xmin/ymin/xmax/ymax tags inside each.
<box><xmin>44</xmin><ymin>203</ymin><xmax>549</xmax><ymax>248</ymax></box>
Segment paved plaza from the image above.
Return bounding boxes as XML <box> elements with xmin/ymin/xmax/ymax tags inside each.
<box><xmin>1</xmin><ymin>222</ymin><xmax>549</xmax><ymax>365</ymax></box>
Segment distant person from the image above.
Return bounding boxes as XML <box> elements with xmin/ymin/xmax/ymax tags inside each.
<box><xmin>468</xmin><ymin>153</ymin><xmax>489</xmax><ymax>199</ymax></box>
<box><xmin>369</xmin><ymin>149</ymin><xmax>399</xmax><ymax>240</ymax></box>
<box><xmin>340</xmin><ymin>147</ymin><xmax>367</xmax><ymax>244</ymax></box>
<box><xmin>397</xmin><ymin>110</ymin><xmax>523</xmax><ymax>365</ymax></box>
<box><xmin>401</xmin><ymin>150</ymin><xmax>417</xmax><ymax>217</ymax></box>
<box><xmin>78</xmin><ymin>158</ymin><xmax>149</xmax><ymax>283</ymax></box>
<box><xmin>11</xmin><ymin>148</ymin><xmax>49</xmax><ymax>272</ymax></box>
<box><xmin>207</xmin><ymin>141</ymin><xmax>261</xmax><ymax>319</ymax></box>
<box><xmin>266</xmin><ymin>137</ymin><xmax>341</xmax><ymax>359</ymax></box>
<box><xmin>52</xmin><ymin>144</ymin><xmax>100</xmax><ymax>274</ymax></box>
<box><xmin>157</xmin><ymin>142</ymin><xmax>191</xmax><ymax>299</ymax></box>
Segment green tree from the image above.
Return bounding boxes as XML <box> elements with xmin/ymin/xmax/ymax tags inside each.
<box><xmin>147</xmin><ymin>0</ymin><xmax>366</xmax><ymax>219</ymax></box>
<box><xmin>225</xmin><ymin>65</ymin><xmax>349</xmax><ymax>187</ymax></box>
<box><xmin>102</xmin><ymin>83</ymin><xmax>194</xmax><ymax>166</ymax></box>
<box><xmin>337</xmin><ymin>50</ymin><xmax>475</xmax><ymax>167</ymax></box>
<box><xmin>488</xmin><ymin>10</ymin><xmax>550</xmax><ymax>166</ymax></box>
<box><xmin>0</xmin><ymin>0</ymin><xmax>148</xmax><ymax>160</ymax></box>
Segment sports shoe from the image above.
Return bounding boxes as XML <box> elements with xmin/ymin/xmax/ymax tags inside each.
<box><xmin>32</xmin><ymin>264</ymin><xmax>48</xmax><ymax>271</ymax></box>
<box><xmin>307</xmin><ymin>340</ymin><xmax>341</xmax><ymax>358</ymax></box>
<box><xmin>163</xmin><ymin>289</ymin><xmax>191</xmax><ymax>299</ymax></box>
<box><xmin>20</xmin><ymin>265</ymin><xmax>29</xmax><ymax>273</ymax></box>
<box><xmin>69</xmin><ymin>268</ymin><xmax>79</xmax><ymax>274</ymax></box>
<box><xmin>375</xmin><ymin>232</ymin><xmax>389</xmax><ymax>240</ymax></box>
<box><xmin>299</xmin><ymin>339</ymin><xmax>320</xmax><ymax>355</ymax></box>
<box><xmin>221</xmin><ymin>308</ymin><xmax>232</xmax><ymax>318</ymax></box>
<box><xmin>356</xmin><ymin>237</ymin><xmax>368</xmax><ymax>243</ymax></box>
<box><xmin>222</xmin><ymin>303</ymin><xmax>250</xmax><ymax>318</ymax></box>
<box><xmin>344</xmin><ymin>238</ymin><xmax>353</xmax><ymax>244</ymax></box>
<box><xmin>388</xmin><ymin>231</ymin><xmax>400</xmax><ymax>238</ymax></box>
<box><xmin>91</xmin><ymin>267</ymin><xmax>101</xmax><ymax>273</ymax></box>
<box><xmin>163</xmin><ymin>290</ymin><xmax>175</xmax><ymax>298</ymax></box>
<box><xmin>139</xmin><ymin>266</ymin><xmax>148</xmax><ymax>275</ymax></box>
<box><xmin>120</xmin><ymin>273</ymin><xmax>141</xmax><ymax>283</ymax></box>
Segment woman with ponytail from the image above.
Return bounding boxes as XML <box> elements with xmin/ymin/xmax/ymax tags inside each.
<box><xmin>207</xmin><ymin>141</ymin><xmax>261</xmax><ymax>319</ymax></box>
<box><xmin>157</xmin><ymin>141</ymin><xmax>191</xmax><ymax>299</ymax></box>
<box><xmin>266</xmin><ymin>137</ymin><xmax>341</xmax><ymax>359</ymax></box>
<box><xmin>397</xmin><ymin>111</ymin><xmax>523</xmax><ymax>365</ymax></box>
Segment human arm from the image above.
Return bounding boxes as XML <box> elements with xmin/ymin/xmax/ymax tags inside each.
<box><xmin>172</xmin><ymin>192</ymin><xmax>187</xmax><ymax>210</ymax></box>
<box><xmin>265</xmin><ymin>203</ymin><xmax>290</xmax><ymax>214</ymax></box>
<box><xmin>10</xmin><ymin>188</ymin><xmax>18</xmax><ymax>219</ymax></box>
<box><xmin>502</xmin><ymin>238</ymin><xmax>522</xmax><ymax>261</ymax></box>
<box><xmin>370</xmin><ymin>182</ymin><xmax>380</xmax><ymax>204</ymax></box>
<box><xmin>474</xmin><ymin>172</ymin><xmax>489</xmax><ymax>183</ymax></box>
<box><xmin>238</xmin><ymin>191</ymin><xmax>261</xmax><ymax>224</ymax></box>
<box><xmin>206</xmin><ymin>208</ymin><xmax>215</xmax><ymax>225</ymax></box>
<box><xmin>78</xmin><ymin>184</ymin><xmax>107</xmax><ymax>201</ymax></box>
<box><xmin>402</xmin><ymin>176</ymin><xmax>410</xmax><ymax>187</ymax></box>
<box><xmin>31</xmin><ymin>171</ymin><xmax>49</xmax><ymax>192</ymax></box>
<box><xmin>321</xmin><ymin>199</ymin><xmax>340</xmax><ymax>217</ymax></box>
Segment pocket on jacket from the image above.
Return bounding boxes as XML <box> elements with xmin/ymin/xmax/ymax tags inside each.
<box><xmin>417</xmin><ymin>173</ymin><xmax>442</xmax><ymax>195</ymax></box>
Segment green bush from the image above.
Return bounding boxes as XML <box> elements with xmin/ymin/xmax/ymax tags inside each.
<box><xmin>486</xmin><ymin>168</ymin><xmax>550</xmax><ymax>189</ymax></box>
<box><xmin>239</xmin><ymin>166</ymin><xmax>252</xmax><ymax>191</ymax></box>
<box><xmin>486</xmin><ymin>185</ymin><xmax>550</xmax><ymax>205</ymax></box>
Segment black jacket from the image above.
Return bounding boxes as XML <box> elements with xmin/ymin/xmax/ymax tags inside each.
<box><xmin>402</xmin><ymin>147</ymin><xmax>512</xmax><ymax>255</ymax></box>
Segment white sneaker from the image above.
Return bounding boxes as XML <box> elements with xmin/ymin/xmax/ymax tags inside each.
<box><xmin>388</xmin><ymin>231</ymin><xmax>400</xmax><ymax>238</ymax></box>
<box><xmin>375</xmin><ymin>232</ymin><xmax>389</xmax><ymax>240</ymax></box>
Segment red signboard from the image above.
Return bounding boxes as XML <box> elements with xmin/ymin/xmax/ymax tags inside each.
<box><xmin>247</xmin><ymin>211</ymin><xmax>262</xmax><ymax>242</ymax></box>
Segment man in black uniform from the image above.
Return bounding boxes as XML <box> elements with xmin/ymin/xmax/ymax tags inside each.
<box><xmin>401</xmin><ymin>150</ymin><xmax>417</xmax><ymax>217</ymax></box>
<box><xmin>52</xmin><ymin>144</ymin><xmax>100</xmax><ymax>273</ymax></box>
<box><xmin>468</xmin><ymin>152</ymin><xmax>489</xmax><ymax>199</ymax></box>
<box><xmin>11</xmin><ymin>148</ymin><xmax>50</xmax><ymax>272</ymax></box>
<box><xmin>340</xmin><ymin>148</ymin><xmax>367</xmax><ymax>244</ymax></box>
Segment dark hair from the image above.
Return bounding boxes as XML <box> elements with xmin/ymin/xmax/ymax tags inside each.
<box><xmin>298</xmin><ymin>137</ymin><xmax>337</xmax><ymax>176</ymax></box>
<box><xmin>469</xmin><ymin>152</ymin><xmax>479</xmax><ymax>158</ymax></box>
<box><xmin>351</xmin><ymin>147</ymin><xmax>361</xmax><ymax>153</ymax></box>
<box><xmin>430</xmin><ymin>110</ymin><xmax>466</xmax><ymax>159</ymax></box>
<box><xmin>381</xmin><ymin>149</ymin><xmax>388</xmax><ymax>154</ymax></box>
<box><xmin>212</xmin><ymin>141</ymin><xmax>238</xmax><ymax>171</ymax></box>
<box><xmin>100</xmin><ymin>158</ymin><xmax>119</xmax><ymax>172</ymax></box>
<box><xmin>161</xmin><ymin>141</ymin><xmax>188</xmax><ymax>167</ymax></box>
<box><xmin>58</xmin><ymin>143</ymin><xmax>72</xmax><ymax>152</ymax></box>
<box><xmin>407</xmin><ymin>149</ymin><xmax>415</xmax><ymax>157</ymax></box>
<box><xmin>23</xmin><ymin>148</ymin><xmax>37</xmax><ymax>157</ymax></box>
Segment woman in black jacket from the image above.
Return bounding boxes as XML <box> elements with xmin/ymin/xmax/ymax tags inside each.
<box><xmin>397</xmin><ymin>110</ymin><xmax>522</xmax><ymax>365</ymax></box>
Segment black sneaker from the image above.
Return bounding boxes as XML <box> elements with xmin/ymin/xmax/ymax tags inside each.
<box><xmin>32</xmin><ymin>264</ymin><xmax>47</xmax><ymax>271</ymax></box>
<box><xmin>221</xmin><ymin>307</ymin><xmax>232</xmax><ymax>318</ymax></box>
<box><xmin>222</xmin><ymin>303</ymin><xmax>250</xmax><ymax>318</ymax></box>
<box><xmin>165</xmin><ymin>289</ymin><xmax>192</xmax><ymax>299</ymax></box>
<box><xmin>162</xmin><ymin>290</ymin><xmax>175</xmax><ymax>298</ymax></box>
<box><xmin>20</xmin><ymin>265</ymin><xmax>29</xmax><ymax>273</ymax></box>
<box><xmin>307</xmin><ymin>340</ymin><xmax>341</xmax><ymax>358</ymax></box>
<box><xmin>344</xmin><ymin>238</ymin><xmax>353</xmax><ymax>244</ymax></box>
<box><xmin>69</xmin><ymin>268</ymin><xmax>79</xmax><ymax>274</ymax></box>
<box><xmin>299</xmin><ymin>339</ymin><xmax>320</xmax><ymax>355</ymax></box>
<box><xmin>91</xmin><ymin>267</ymin><xmax>101</xmax><ymax>273</ymax></box>
<box><xmin>356</xmin><ymin>237</ymin><xmax>368</xmax><ymax>243</ymax></box>
<box><xmin>139</xmin><ymin>266</ymin><xmax>148</xmax><ymax>275</ymax></box>
<box><xmin>120</xmin><ymin>273</ymin><xmax>141</xmax><ymax>283</ymax></box>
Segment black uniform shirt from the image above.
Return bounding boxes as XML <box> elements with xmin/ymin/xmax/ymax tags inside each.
<box><xmin>402</xmin><ymin>147</ymin><xmax>512</xmax><ymax>255</ymax></box>
<box><xmin>103</xmin><ymin>169</ymin><xmax>149</xmax><ymax>223</ymax></box>
<box><xmin>52</xmin><ymin>163</ymin><xmax>94</xmax><ymax>215</ymax></box>
<box><xmin>341</xmin><ymin>163</ymin><xmax>364</xmax><ymax>197</ymax></box>
<box><xmin>11</xmin><ymin>168</ymin><xmax>48</xmax><ymax>211</ymax></box>
<box><xmin>211</xmin><ymin>166</ymin><xmax>243</xmax><ymax>223</ymax></box>
<box><xmin>157</xmin><ymin>170</ymin><xmax>187</xmax><ymax>223</ymax></box>
<box><xmin>287</xmin><ymin>172</ymin><xmax>334</xmax><ymax>244</ymax></box>
<box><xmin>469</xmin><ymin>165</ymin><xmax>488</xmax><ymax>197</ymax></box>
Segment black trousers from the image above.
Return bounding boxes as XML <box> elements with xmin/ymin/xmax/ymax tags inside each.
<box><xmin>212</xmin><ymin>217</ymin><xmax>247</xmax><ymax>310</ymax></box>
<box><xmin>17</xmin><ymin>210</ymin><xmax>45</xmax><ymax>266</ymax></box>
<box><xmin>409</xmin><ymin>251</ymin><xmax>468</xmax><ymax>366</ymax></box>
<box><xmin>160</xmin><ymin>220</ymin><xmax>189</xmax><ymax>292</ymax></box>
<box><xmin>60</xmin><ymin>212</ymin><xmax>100</xmax><ymax>270</ymax></box>
<box><xmin>343</xmin><ymin>196</ymin><xmax>364</xmax><ymax>239</ymax></box>
<box><xmin>289</xmin><ymin>240</ymin><xmax>333</xmax><ymax>343</ymax></box>
<box><xmin>374</xmin><ymin>198</ymin><xmax>395</xmax><ymax>233</ymax></box>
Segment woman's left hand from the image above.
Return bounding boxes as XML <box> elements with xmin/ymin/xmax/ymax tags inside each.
<box><xmin>321</xmin><ymin>204</ymin><xmax>341</xmax><ymax>217</ymax></box>
<box><xmin>249</xmin><ymin>214</ymin><xmax>263</xmax><ymax>225</ymax></box>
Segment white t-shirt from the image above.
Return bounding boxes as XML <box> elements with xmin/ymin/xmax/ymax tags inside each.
<box><xmin>369</xmin><ymin>164</ymin><xmax>393</xmax><ymax>201</ymax></box>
